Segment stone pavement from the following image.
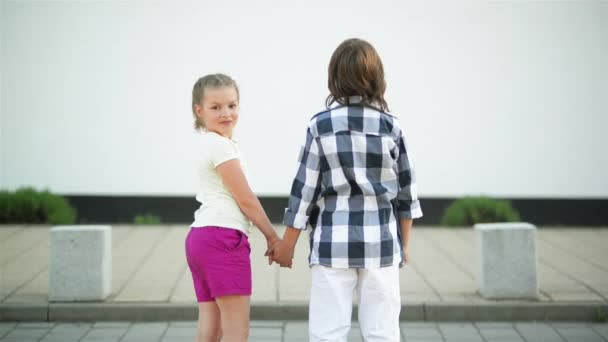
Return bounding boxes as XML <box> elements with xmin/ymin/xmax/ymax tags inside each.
<box><xmin>1</xmin><ymin>225</ymin><xmax>608</xmax><ymax>321</ymax></box>
<box><xmin>1</xmin><ymin>321</ymin><xmax>608</xmax><ymax>342</ymax></box>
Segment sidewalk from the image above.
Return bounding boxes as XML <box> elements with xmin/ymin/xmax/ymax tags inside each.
<box><xmin>1</xmin><ymin>225</ymin><xmax>607</xmax><ymax>321</ymax></box>
<box><xmin>2</xmin><ymin>321</ymin><xmax>608</xmax><ymax>342</ymax></box>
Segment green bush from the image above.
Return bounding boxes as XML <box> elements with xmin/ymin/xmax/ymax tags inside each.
<box><xmin>441</xmin><ymin>196</ymin><xmax>521</xmax><ymax>227</ymax></box>
<box><xmin>134</xmin><ymin>213</ymin><xmax>161</xmax><ymax>225</ymax></box>
<box><xmin>0</xmin><ymin>187</ymin><xmax>77</xmax><ymax>224</ymax></box>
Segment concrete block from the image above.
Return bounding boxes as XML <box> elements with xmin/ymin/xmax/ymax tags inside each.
<box><xmin>49</xmin><ymin>225</ymin><xmax>112</xmax><ymax>301</ymax></box>
<box><xmin>475</xmin><ymin>222</ymin><xmax>539</xmax><ymax>299</ymax></box>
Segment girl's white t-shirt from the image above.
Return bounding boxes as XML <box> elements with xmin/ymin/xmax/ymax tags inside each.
<box><xmin>191</xmin><ymin>131</ymin><xmax>251</xmax><ymax>234</ymax></box>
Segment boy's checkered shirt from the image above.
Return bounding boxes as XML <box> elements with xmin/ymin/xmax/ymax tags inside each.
<box><xmin>283</xmin><ymin>98</ymin><xmax>423</xmax><ymax>268</ymax></box>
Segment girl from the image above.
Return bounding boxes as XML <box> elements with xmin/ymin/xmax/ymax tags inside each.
<box><xmin>185</xmin><ymin>73</ymin><xmax>280</xmax><ymax>342</ymax></box>
<box><xmin>272</xmin><ymin>38</ymin><xmax>423</xmax><ymax>341</ymax></box>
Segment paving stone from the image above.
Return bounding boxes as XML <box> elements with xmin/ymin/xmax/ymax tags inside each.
<box><xmin>475</xmin><ymin>322</ymin><xmax>515</xmax><ymax>328</ymax></box>
<box><xmin>40</xmin><ymin>331</ymin><xmax>89</xmax><ymax>342</ymax></box>
<box><xmin>439</xmin><ymin>322</ymin><xmax>483</xmax><ymax>341</ymax></box>
<box><xmin>2</xmin><ymin>327</ymin><xmax>50</xmax><ymax>339</ymax></box>
<box><xmin>515</xmin><ymin>322</ymin><xmax>565</xmax><ymax>342</ymax></box>
<box><xmin>82</xmin><ymin>327</ymin><xmax>128</xmax><ymax>339</ymax></box>
<box><xmin>92</xmin><ymin>321</ymin><xmax>131</xmax><ymax>329</ymax></box>
<box><xmin>249</xmin><ymin>327</ymin><xmax>283</xmax><ymax>338</ymax></box>
<box><xmin>479</xmin><ymin>328</ymin><xmax>523</xmax><ymax>339</ymax></box>
<box><xmin>0</xmin><ymin>323</ymin><xmax>17</xmax><ymax>338</ymax></box>
<box><xmin>591</xmin><ymin>324</ymin><xmax>608</xmax><ymax>339</ymax></box>
<box><xmin>403</xmin><ymin>328</ymin><xmax>443</xmax><ymax>339</ymax></box>
<box><xmin>555</xmin><ymin>327</ymin><xmax>605</xmax><ymax>342</ymax></box>
<box><xmin>16</xmin><ymin>322</ymin><xmax>55</xmax><ymax>329</ymax></box>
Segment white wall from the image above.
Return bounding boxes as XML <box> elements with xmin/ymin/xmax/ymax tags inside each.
<box><xmin>1</xmin><ymin>0</ymin><xmax>607</xmax><ymax>198</ymax></box>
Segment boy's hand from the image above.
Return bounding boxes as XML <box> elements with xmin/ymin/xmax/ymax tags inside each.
<box><xmin>402</xmin><ymin>244</ymin><xmax>410</xmax><ymax>264</ymax></box>
<box><xmin>272</xmin><ymin>240</ymin><xmax>295</xmax><ymax>268</ymax></box>
<box><xmin>264</xmin><ymin>236</ymin><xmax>281</xmax><ymax>265</ymax></box>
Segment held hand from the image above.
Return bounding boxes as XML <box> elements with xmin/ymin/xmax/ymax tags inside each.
<box><xmin>264</xmin><ymin>236</ymin><xmax>281</xmax><ymax>266</ymax></box>
<box><xmin>272</xmin><ymin>240</ymin><xmax>295</xmax><ymax>268</ymax></box>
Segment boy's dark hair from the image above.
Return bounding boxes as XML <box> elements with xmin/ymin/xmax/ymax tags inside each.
<box><xmin>326</xmin><ymin>38</ymin><xmax>389</xmax><ymax>112</ymax></box>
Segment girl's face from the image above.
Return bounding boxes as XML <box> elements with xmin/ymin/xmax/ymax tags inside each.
<box><xmin>195</xmin><ymin>86</ymin><xmax>239</xmax><ymax>138</ymax></box>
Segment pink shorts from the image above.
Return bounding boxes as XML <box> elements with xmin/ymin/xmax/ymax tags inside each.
<box><xmin>185</xmin><ymin>226</ymin><xmax>252</xmax><ymax>302</ymax></box>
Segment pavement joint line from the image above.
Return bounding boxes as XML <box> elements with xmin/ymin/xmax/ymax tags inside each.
<box><xmin>542</xmin><ymin>234</ymin><xmax>608</xmax><ymax>275</ymax></box>
<box><xmin>0</xmin><ymin>231</ymin><xmax>47</xmax><ymax>267</ymax></box>
<box><xmin>472</xmin><ymin>321</ymin><xmax>489</xmax><ymax>342</ymax></box>
<box><xmin>435</xmin><ymin>319</ymin><xmax>447</xmax><ymax>342</ymax></box>
<box><xmin>0</xmin><ymin>227</ymin><xmax>25</xmax><ymax>244</ymax></box>
<box><xmin>1</xmin><ymin>264</ymin><xmax>48</xmax><ymax>303</ymax></box>
<box><xmin>420</xmin><ymin>231</ymin><xmax>475</xmax><ymax>280</ymax></box>
<box><xmin>112</xmin><ymin>226</ymin><xmax>137</xmax><ymax>249</ymax></box>
<box><xmin>275</xmin><ymin>263</ymin><xmax>280</xmax><ymax>302</ymax></box>
<box><xmin>549</xmin><ymin>322</ymin><xmax>570</xmax><ymax>342</ymax></box>
<box><xmin>113</xmin><ymin>228</ymin><xmax>173</xmax><ymax>299</ymax></box>
<box><xmin>590</xmin><ymin>324</ymin><xmax>608</xmax><ymax>342</ymax></box>
<box><xmin>168</xmin><ymin>263</ymin><xmax>189</xmax><ymax>302</ymax></box>
<box><xmin>540</xmin><ymin>289</ymin><xmax>553</xmax><ymax>301</ymax></box>
<box><xmin>154</xmin><ymin>322</ymin><xmax>171</xmax><ymax>342</ymax></box>
<box><xmin>408</xmin><ymin>258</ymin><xmax>443</xmax><ymax>302</ymax></box>
<box><xmin>538</xmin><ymin>256</ymin><xmax>608</xmax><ymax>302</ymax></box>
<box><xmin>114</xmin><ymin>321</ymin><xmax>131</xmax><ymax>342</ymax></box>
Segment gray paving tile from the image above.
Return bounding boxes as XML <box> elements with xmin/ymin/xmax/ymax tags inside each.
<box><xmin>93</xmin><ymin>321</ymin><xmax>131</xmax><ymax>328</ymax></box>
<box><xmin>0</xmin><ymin>323</ymin><xmax>16</xmax><ymax>339</ymax></box>
<box><xmin>251</xmin><ymin>320</ymin><xmax>283</xmax><ymax>328</ymax></box>
<box><xmin>120</xmin><ymin>323</ymin><xmax>169</xmax><ymax>342</ymax></box>
<box><xmin>82</xmin><ymin>327</ymin><xmax>128</xmax><ymax>339</ymax></box>
<box><xmin>249</xmin><ymin>338</ymin><xmax>282</xmax><ymax>342</ymax></box>
<box><xmin>16</xmin><ymin>322</ymin><xmax>55</xmax><ymax>329</ymax></box>
<box><xmin>40</xmin><ymin>331</ymin><xmax>88</xmax><ymax>342</ymax></box>
<box><xmin>161</xmin><ymin>338</ymin><xmax>196</xmax><ymax>342</ymax></box>
<box><xmin>479</xmin><ymin>328</ymin><xmax>523</xmax><ymax>339</ymax></box>
<box><xmin>1</xmin><ymin>338</ymin><xmax>40</xmax><ymax>342</ymax></box>
<box><xmin>162</xmin><ymin>327</ymin><xmax>196</xmax><ymax>339</ymax></box>
<box><xmin>555</xmin><ymin>327</ymin><xmax>605</xmax><ymax>342</ymax></box>
<box><xmin>515</xmin><ymin>322</ymin><xmax>565</xmax><ymax>342</ymax></box>
<box><xmin>285</xmin><ymin>321</ymin><xmax>308</xmax><ymax>340</ymax></box>
<box><xmin>439</xmin><ymin>322</ymin><xmax>482</xmax><ymax>340</ymax></box>
<box><xmin>402</xmin><ymin>322</ymin><xmax>439</xmax><ymax>329</ymax></box>
<box><xmin>3</xmin><ymin>328</ymin><xmax>50</xmax><ymax>339</ymax></box>
<box><xmin>475</xmin><ymin>322</ymin><xmax>515</xmax><ymax>328</ymax></box>
<box><xmin>168</xmin><ymin>321</ymin><xmax>197</xmax><ymax>328</ymax></box>
<box><xmin>51</xmin><ymin>322</ymin><xmax>93</xmax><ymax>332</ymax></box>
<box><xmin>403</xmin><ymin>328</ymin><xmax>443</xmax><ymax>339</ymax></box>
<box><xmin>249</xmin><ymin>327</ymin><xmax>283</xmax><ymax>338</ymax></box>
<box><xmin>591</xmin><ymin>324</ymin><xmax>608</xmax><ymax>339</ymax></box>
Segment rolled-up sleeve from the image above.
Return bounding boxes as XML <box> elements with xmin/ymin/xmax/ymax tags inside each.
<box><xmin>393</xmin><ymin>132</ymin><xmax>423</xmax><ymax>219</ymax></box>
<box><xmin>283</xmin><ymin>128</ymin><xmax>322</xmax><ymax>229</ymax></box>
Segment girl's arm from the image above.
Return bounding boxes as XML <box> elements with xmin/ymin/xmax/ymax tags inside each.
<box><xmin>216</xmin><ymin>159</ymin><xmax>280</xmax><ymax>247</ymax></box>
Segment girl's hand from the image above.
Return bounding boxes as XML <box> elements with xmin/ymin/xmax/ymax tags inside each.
<box><xmin>265</xmin><ymin>236</ymin><xmax>281</xmax><ymax>265</ymax></box>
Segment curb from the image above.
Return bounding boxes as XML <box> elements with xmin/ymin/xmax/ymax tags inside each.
<box><xmin>2</xmin><ymin>302</ymin><xmax>607</xmax><ymax>322</ymax></box>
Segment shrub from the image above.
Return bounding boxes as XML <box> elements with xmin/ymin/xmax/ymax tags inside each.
<box><xmin>0</xmin><ymin>187</ymin><xmax>77</xmax><ymax>224</ymax></box>
<box><xmin>441</xmin><ymin>196</ymin><xmax>521</xmax><ymax>226</ymax></box>
<box><xmin>134</xmin><ymin>213</ymin><xmax>161</xmax><ymax>225</ymax></box>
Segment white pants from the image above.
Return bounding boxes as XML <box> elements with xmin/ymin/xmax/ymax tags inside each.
<box><xmin>309</xmin><ymin>264</ymin><xmax>401</xmax><ymax>342</ymax></box>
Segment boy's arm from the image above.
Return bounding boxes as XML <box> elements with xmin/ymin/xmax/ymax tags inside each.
<box><xmin>393</xmin><ymin>130</ymin><xmax>423</xmax><ymax>221</ymax></box>
<box><xmin>393</xmin><ymin>129</ymin><xmax>422</xmax><ymax>265</ymax></box>
<box><xmin>400</xmin><ymin>218</ymin><xmax>413</xmax><ymax>263</ymax></box>
<box><xmin>276</xmin><ymin>128</ymin><xmax>322</xmax><ymax>267</ymax></box>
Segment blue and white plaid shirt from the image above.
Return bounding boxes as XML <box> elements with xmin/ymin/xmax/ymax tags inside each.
<box><xmin>283</xmin><ymin>97</ymin><xmax>423</xmax><ymax>268</ymax></box>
